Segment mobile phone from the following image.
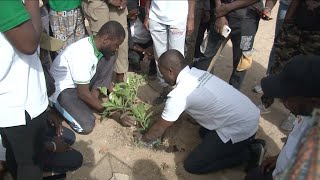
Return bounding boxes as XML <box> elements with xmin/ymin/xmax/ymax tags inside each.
<box><xmin>222</xmin><ymin>25</ymin><xmax>231</xmax><ymax>38</ymax></box>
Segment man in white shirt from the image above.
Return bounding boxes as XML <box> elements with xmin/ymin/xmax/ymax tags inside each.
<box><xmin>138</xmin><ymin>50</ymin><xmax>264</xmax><ymax>174</ymax></box>
<box><xmin>0</xmin><ymin>1</ymin><xmax>48</xmax><ymax>179</ymax></box>
<box><xmin>244</xmin><ymin>55</ymin><xmax>320</xmax><ymax>180</ymax></box>
<box><xmin>50</xmin><ymin>21</ymin><xmax>133</xmax><ymax>135</ymax></box>
<box><xmin>144</xmin><ymin>0</ymin><xmax>195</xmax><ymax>104</ymax></box>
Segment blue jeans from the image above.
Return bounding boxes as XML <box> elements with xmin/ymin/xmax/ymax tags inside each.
<box><xmin>266</xmin><ymin>2</ymin><xmax>289</xmax><ymax>74</ymax></box>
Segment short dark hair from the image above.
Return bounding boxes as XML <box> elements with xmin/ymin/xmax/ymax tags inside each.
<box><xmin>158</xmin><ymin>49</ymin><xmax>187</xmax><ymax>71</ymax></box>
<box><xmin>97</xmin><ymin>21</ymin><xmax>125</xmax><ymax>40</ymax></box>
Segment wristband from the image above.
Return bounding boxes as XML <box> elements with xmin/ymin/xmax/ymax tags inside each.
<box><xmin>51</xmin><ymin>141</ymin><xmax>56</xmax><ymax>152</ymax></box>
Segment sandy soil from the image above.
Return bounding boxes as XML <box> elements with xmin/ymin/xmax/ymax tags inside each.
<box><xmin>3</xmin><ymin>3</ymin><xmax>290</xmax><ymax>180</ymax></box>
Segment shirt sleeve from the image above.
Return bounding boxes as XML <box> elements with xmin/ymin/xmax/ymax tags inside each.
<box><xmin>68</xmin><ymin>55</ymin><xmax>95</xmax><ymax>85</ymax></box>
<box><xmin>0</xmin><ymin>1</ymin><xmax>31</xmax><ymax>32</ymax></box>
<box><xmin>161</xmin><ymin>93</ymin><xmax>187</xmax><ymax>122</ymax></box>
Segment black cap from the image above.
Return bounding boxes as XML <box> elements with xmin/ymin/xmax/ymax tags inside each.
<box><xmin>261</xmin><ymin>55</ymin><xmax>320</xmax><ymax>98</ymax></box>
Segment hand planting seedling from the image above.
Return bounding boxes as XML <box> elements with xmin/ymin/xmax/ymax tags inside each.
<box><xmin>100</xmin><ymin>73</ymin><xmax>154</xmax><ymax>132</ymax></box>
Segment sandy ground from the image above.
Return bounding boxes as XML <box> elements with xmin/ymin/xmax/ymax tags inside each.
<box><xmin>4</xmin><ymin>3</ymin><xmax>291</xmax><ymax>180</ymax></box>
<box><xmin>65</xmin><ymin>3</ymin><xmax>291</xmax><ymax>180</ymax></box>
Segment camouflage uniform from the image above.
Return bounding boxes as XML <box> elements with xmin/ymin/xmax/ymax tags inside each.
<box><xmin>271</xmin><ymin>22</ymin><xmax>320</xmax><ymax>74</ymax></box>
<box><xmin>262</xmin><ymin>0</ymin><xmax>320</xmax><ymax>108</ymax></box>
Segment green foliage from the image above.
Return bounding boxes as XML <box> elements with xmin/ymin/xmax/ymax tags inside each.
<box><xmin>100</xmin><ymin>74</ymin><xmax>153</xmax><ymax>132</ymax></box>
<box><xmin>131</xmin><ymin>103</ymin><xmax>153</xmax><ymax>133</ymax></box>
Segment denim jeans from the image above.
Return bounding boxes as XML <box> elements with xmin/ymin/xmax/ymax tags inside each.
<box><xmin>195</xmin><ymin>16</ymin><xmax>260</xmax><ymax>90</ymax></box>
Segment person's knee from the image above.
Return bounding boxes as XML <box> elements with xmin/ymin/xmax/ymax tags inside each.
<box><xmin>68</xmin><ymin>150</ymin><xmax>83</xmax><ymax>171</ymax></box>
<box><xmin>78</xmin><ymin>122</ymin><xmax>95</xmax><ymax>135</ymax></box>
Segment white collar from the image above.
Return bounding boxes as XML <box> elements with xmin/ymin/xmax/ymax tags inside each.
<box><xmin>176</xmin><ymin>66</ymin><xmax>191</xmax><ymax>85</ymax></box>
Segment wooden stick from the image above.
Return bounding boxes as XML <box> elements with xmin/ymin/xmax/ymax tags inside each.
<box><xmin>206</xmin><ymin>37</ymin><xmax>229</xmax><ymax>72</ymax></box>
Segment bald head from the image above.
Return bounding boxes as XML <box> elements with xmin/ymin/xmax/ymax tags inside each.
<box><xmin>158</xmin><ymin>49</ymin><xmax>187</xmax><ymax>72</ymax></box>
<box><xmin>158</xmin><ymin>50</ymin><xmax>187</xmax><ymax>86</ymax></box>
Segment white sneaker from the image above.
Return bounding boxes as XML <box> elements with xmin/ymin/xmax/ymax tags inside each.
<box><xmin>253</xmin><ymin>84</ymin><xmax>263</xmax><ymax>94</ymax></box>
<box><xmin>280</xmin><ymin>113</ymin><xmax>296</xmax><ymax>131</ymax></box>
<box><xmin>257</xmin><ymin>103</ymin><xmax>271</xmax><ymax>114</ymax></box>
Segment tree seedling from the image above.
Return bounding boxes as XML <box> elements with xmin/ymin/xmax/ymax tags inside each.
<box><xmin>100</xmin><ymin>74</ymin><xmax>153</xmax><ymax>132</ymax></box>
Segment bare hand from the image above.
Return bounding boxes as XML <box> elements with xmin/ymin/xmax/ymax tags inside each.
<box><xmin>260</xmin><ymin>156</ymin><xmax>278</xmax><ymax>174</ymax></box>
<box><xmin>119</xmin><ymin>113</ymin><xmax>136</xmax><ymax>127</ymax></box>
<box><xmin>214</xmin><ymin>3</ymin><xmax>230</xmax><ymax>18</ymax></box>
<box><xmin>48</xmin><ymin>109</ymin><xmax>63</xmax><ymax>137</ymax></box>
<box><xmin>186</xmin><ymin>16</ymin><xmax>194</xmax><ymax>36</ymax></box>
<box><xmin>52</xmin><ymin>136</ymin><xmax>71</xmax><ymax>152</ymax></box>
<box><xmin>261</xmin><ymin>8</ymin><xmax>272</xmax><ymax>21</ymax></box>
<box><xmin>143</xmin><ymin>46</ymin><xmax>154</xmax><ymax>61</ymax></box>
<box><xmin>214</xmin><ymin>16</ymin><xmax>229</xmax><ymax>35</ymax></box>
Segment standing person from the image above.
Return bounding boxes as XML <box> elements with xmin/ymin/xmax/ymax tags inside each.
<box><xmin>253</xmin><ymin>0</ymin><xmax>296</xmax><ymax>131</ymax></box>
<box><xmin>184</xmin><ymin>0</ymin><xmax>204</xmax><ymax>64</ymax></box>
<box><xmin>50</xmin><ymin>21</ymin><xmax>134</xmax><ymax>134</ymax></box>
<box><xmin>0</xmin><ymin>0</ymin><xmax>49</xmax><ymax>179</ymax></box>
<box><xmin>194</xmin><ymin>0</ymin><xmax>262</xmax><ymax>90</ymax></box>
<box><xmin>258</xmin><ymin>0</ymin><xmax>320</xmax><ymax>130</ymax></box>
<box><xmin>137</xmin><ymin>50</ymin><xmax>265</xmax><ymax>174</ymax></box>
<box><xmin>144</xmin><ymin>0</ymin><xmax>195</xmax><ymax>104</ymax></box>
<box><xmin>244</xmin><ymin>55</ymin><xmax>320</xmax><ymax>180</ymax></box>
<box><xmin>82</xmin><ymin>0</ymin><xmax>129</xmax><ymax>83</ymax></box>
<box><xmin>48</xmin><ymin>0</ymin><xmax>86</xmax><ymax>52</ymax></box>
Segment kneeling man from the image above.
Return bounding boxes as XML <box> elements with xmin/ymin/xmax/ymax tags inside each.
<box><xmin>50</xmin><ymin>21</ymin><xmax>132</xmax><ymax>134</ymax></box>
<box><xmin>140</xmin><ymin>50</ymin><xmax>264</xmax><ymax>174</ymax></box>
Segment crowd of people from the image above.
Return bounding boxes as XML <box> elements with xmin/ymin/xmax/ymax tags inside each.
<box><xmin>0</xmin><ymin>0</ymin><xmax>319</xmax><ymax>179</ymax></box>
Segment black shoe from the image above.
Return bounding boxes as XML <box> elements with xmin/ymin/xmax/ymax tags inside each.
<box><xmin>43</xmin><ymin>173</ymin><xmax>66</xmax><ymax>180</ymax></box>
<box><xmin>246</xmin><ymin>139</ymin><xmax>266</xmax><ymax>172</ymax></box>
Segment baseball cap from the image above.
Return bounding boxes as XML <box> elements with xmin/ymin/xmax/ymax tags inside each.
<box><xmin>261</xmin><ymin>55</ymin><xmax>320</xmax><ymax>98</ymax></box>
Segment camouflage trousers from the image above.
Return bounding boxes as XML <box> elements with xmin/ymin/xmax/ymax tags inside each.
<box><xmin>262</xmin><ymin>22</ymin><xmax>320</xmax><ymax>108</ymax></box>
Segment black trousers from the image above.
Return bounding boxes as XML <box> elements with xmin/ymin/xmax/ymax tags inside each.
<box><xmin>44</xmin><ymin>126</ymin><xmax>83</xmax><ymax>174</ymax></box>
<box><xmin>195</xmin><ymin>16</ymin><xmax>260</xmax><ymax>90</ymax></box>
<box><xmin>184</xmin><ymin>127</ymin><xmax>254</xmax><ymax>174</ymax></box>
<box><xmin>0</xmin><ymin>111</ymin><xmax>48</xmax><ymax>180</ymax></box>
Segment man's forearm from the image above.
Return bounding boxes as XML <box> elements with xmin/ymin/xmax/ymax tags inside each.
<box><xmin>144</xmin><ymin>0</ymin><xmax>151</xmax><ymax>18</ymax></box>
<box><xmin>142</xmin><ymin>118</ymin><xmax>173</xmax><ymax>143</ymax></box>
<box><xmin>265</xmin><ymin>0</ymin><xmax>277</xmax><ymax>11</ymax></box>
<box><xmin>24</xmin><ymin>0</ymin><xmax>42</xmax><ymax>43</ymax></box>
<box><xmin>215</xmin><ymin>0</ymin><xmax>222</xmax><ymax>7</ymax></box>
<box><xmin>188</xmin><ymin>0</ymin><xmax>195</xmax><ymax>21</ymax></box>
<box><xmin>77</xmin><ymin>90</ymin><xmax>104</xmax><ymax>112</ymax></box>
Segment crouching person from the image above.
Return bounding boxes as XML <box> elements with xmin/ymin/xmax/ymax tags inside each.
<box><xmin>50</xmin><ymin>21</ymin><xmax>134</xmax><ymax>134</ymax></box>
<box><xmin>138</xmin><ymin>50</ymin><xmax>265</xmax><ymax>174</ymax></box>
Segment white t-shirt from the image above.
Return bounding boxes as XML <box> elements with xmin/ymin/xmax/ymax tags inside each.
<box><xmin>272</xmin><ymin>116</ymin><xmax>312</xmax><ymax>178</ymax></box>
<box><xmin>162</xmin><ymin>67</ymin><xmax>260</xmax><ymax>143</ymax></box>
<box><xmin>49</xmin><ymin>37</ymin><xmax>99</xmax><ymax>103</ymax></box>
<box><xmin>0</xmin><ymin>33</ymin><xmax>48</xmax><ymax>127</ymax></box>
<box><xmin>149</xmin><ymin>0</ymin><xmax>189</xmax><ymax>26</ymax></box>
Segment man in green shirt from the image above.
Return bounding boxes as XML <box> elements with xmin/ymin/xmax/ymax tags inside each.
<box><xmin>48</xmin><ymin>0</ymin><xmax>86</xmax><ymax>52</ymax></box>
